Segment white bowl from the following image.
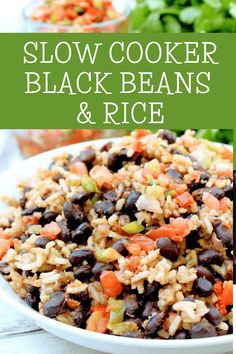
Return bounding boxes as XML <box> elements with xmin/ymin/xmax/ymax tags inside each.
<box><xmin>0</xmin><ymin>139</ymin><xmax>233</xmax><ymax>354</ymax></box>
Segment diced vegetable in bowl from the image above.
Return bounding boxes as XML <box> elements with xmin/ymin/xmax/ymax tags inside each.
<box><xmin>23</xmin><ymin>0</ymin><xmax>131</xmax><ymax>32</ymax></box>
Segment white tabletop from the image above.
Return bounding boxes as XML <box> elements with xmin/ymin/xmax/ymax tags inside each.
<box><xmin>0</xmin><ymin>0</ymin><xmax>30</xmax><ymax>32</ymax></box>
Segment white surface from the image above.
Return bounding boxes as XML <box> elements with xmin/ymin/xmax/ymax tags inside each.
<box><xmin>0</xmin><ymin>131</ymin><xmax>22</xmax><ymax>173</ymax></box>
<box><xmin>0</xmin><ymin>0</ymin><xmax>30</xmax><ymax>32</ymax></box>
<box><xmin>0</xmin><ymin>139</ymin><xmax>233</xmax><ymax>354</ymax></box>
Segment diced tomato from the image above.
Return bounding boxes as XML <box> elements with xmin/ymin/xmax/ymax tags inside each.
<box><xmin>129</xmin><ymin>235</ymin><xmax>156</xmax><ymax>253</ymax></box>
<box><xmin>128</xmin><ymin>256</ymin><xmax>140</xmax><ymax>272</ymax></box>
<box><xmin>176</xmin><ymin>192</ymin><xmax>194</xmax><ymax>208</ymax></box>
<box><xmin>112</xmin><ymin>226</ymin><xmax>127</xmax><ymax>237</ymax></box>
<box><xmin>133</xmin><ymin>170</ymin><xmax>146</xmax><ymax>185</ymax></box>
<box><xmin>0</xmin><ymin>239</ymin><xmax>11</xmax><ymax>259</ymax></box>
<box><xmin>22</xmin><ymin>215</ymin><xmax>39</xmax><ymax>225</ymax></box>
<box><xmin>100</xmin><ymin>271</ymin><xmax>122</xmax><ymax>298</ymax></box>
<box><xmin>91</xmin><ymin>305</ymin><xmax>107</xmax><ymax>313</ymax></box>
<box><xmin>157</xmin><ymin>173</ymin><xmax>170</xmax><ymax>187</ymax></box>
<box><xmin>213</xmin><ymin>281</ymin><xmax>223</xmax><ymax>297</ymax></box>
<box><xmin>175</xmin><ymin>184</ymin><xmax>188</xmax><ymax>195</ymax></box>
<box><xmin>221</xmin><ymin>148</ymin><xmax>233</xmax><ymax>162</ymax></box>
<box><xmin>133</xmin><ymin>140</ymin><xmax>143</xmax><ymax>154</ymax></box>
<box><xmin>90</xmin><ymin>165</ymin><xmax>113</xmax><ymax>188</ymax></box>
<box><xmin>134</xmin><ymin>129</ymin><xmax>150</xmax><ymax>138</ymax></box>
<box><xmin>191</xmin><ymin>170</ymin><xmax>201</xmax><ymax>183</ymax></box>
<box><xmin>86</xmin><ymin>308</ymin><xmax>108</xmax><ymax>333</ymax></box>
<box><xmin>40</xmin><ymin>222</ymin><xmax>61</xmax><ymax>240</ymax></box>
<box><xmin>66</xmin><ymin>298</ymin><xmax>80</xmax><ymax>309</ymax></box>
<box><xmin>69</xmin><ymin>162</ymin><xmax>88</xmax><ymax>176</ymax></box>
<box><xmin>219</xmin><ymin>197</ymin><xmax>230</xmax><ymax>212</ymax></box>
<box><xmin>147</xmin><ymin>217</ymin><xmax>192</xmax><ymax>243</ymax></box>
<box><xmin>222</xmin><ymin>220</ymin><xmax>230</xmax><ymax>228</ymax></box>
<box><xmin>125</xmin><ymin>242</ymin><xmax>141</xmax><ymax>256</ymax></box>
<box><xmin>65</xmin><ymin>8</ymin><xmax>78</xmax><ymax>19</ymax></box>
<box><xmin>216</xmin><ymin>163</ymin><xmax>232</xmax><ymax>178</ymax></box>
<box><xmin>202</xmin><ymin>192</ymin><xmax>220</xmax><ymax>211</ymax></box>
<box><xmin>0</xmin><ymin>232</ymin><xmax>11</xmax><ymax>240</ymax></box>
<box><xmin>142</xmin><ymin>168</ymin><xmax>158</xmax><ymax>180</ymax></box>
<box><xmin>87</xmin><ymin>6</ymin><xmax>102</xmax><ymax>17</ymax></box>
<box><xmin>215</xmin><ymin>281</ymin><xmax>233</xmax><ymax>315</ymax></box>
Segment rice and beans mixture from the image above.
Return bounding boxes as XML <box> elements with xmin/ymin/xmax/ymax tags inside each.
<box><xmin>0</xmin><ymin>130</ymin><xmax>233</xmax><ymax>339</ymax></box>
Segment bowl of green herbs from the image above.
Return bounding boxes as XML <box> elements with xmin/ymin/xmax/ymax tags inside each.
<box><xmin>131</xmin><ymin>0</ymin><xmax>236</xmax><ymax>32</ymax></box>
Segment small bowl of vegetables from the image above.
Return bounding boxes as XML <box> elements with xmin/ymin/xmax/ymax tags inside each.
<box><xmin>23</xmin><ymin>0</ymin><xmax>131</xmax><ymax>33</ymax></box>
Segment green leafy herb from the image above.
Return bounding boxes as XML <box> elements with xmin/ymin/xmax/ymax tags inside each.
<box><xmin>131</xmin><ymin>0</ymin><xmax>236</xmax><ymax>32</ymax></box>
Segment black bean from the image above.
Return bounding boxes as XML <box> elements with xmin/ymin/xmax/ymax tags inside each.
<box><xmin>190</xmin><ymin>320</ymin><xmax>217</xmax><ymax>339</ymax></box>
<box><xmin>70</xmin><ymin>191</ymin><xmax>90</xmax><ymax>204</ymax></box>
<box><xmin>205</xmin><ymin>306</ymin><xmax>222</xmax><ymax>326</ymax></box>
<box><xmin>174</xmin><ymin>330</ymin><xmax>189</xmax><ymax>339</ymax></box>
<box><xmin>132</xmin><ymin>318</ymin><xmax>143</xmax><ymax>329</ymax></box>
<box><xmin>111</xmin><ymin>239</ymin><xmax>128</xmax><ymax>256</ymax></box>
<box><xmin>185</xmin><ymin>230</ymin><xmax>200</xmax><ymax>249</ymax></box>
<box><xmin>166</xmin><ymin>169</ymin><xmax>181</xmax><ymax>180</ymax></box>
<box><xmin>192</xmin><ymin>187</ymin><xmax>224</xmax><ymax>204</ymax></box>
<box><xmin>200</xmin><ymin>172</ymin><xmax>211</xmax><ymax>182</ymax></box>
<box><xmin>189</xmin><ymin>172</ymin><xmax>211</xmax><ymax>191</ymax></box>
<box><xmin>209</xmin><ymin>187</ymin><xmax>225</xmax><ymax>199</ymax></box>
<box><xmin>26</xmin><ymin>285</ymin><xmax>40</xmax><ymax>299</ymax></box>
<box><xmin>72</xmin><ymin>289</ymin><xmax>89</xmax><ymax>303</ymax></box>
<box><xmin>214</xmin><ymin>223</ymin><xmax>232</xmax><ymax>248</ymax></box>
<box><xmin>69</xmin><ymin>249</ymin><xmax>95</xmax><ymax>266</ymax></box>
<box><xmin>63</xmin><ymin>202</ymin><xmax>84</xmax><ymax>229</ymax></box>
<box><xmin>196</xmin><ymin>265</ymin><xmax>212</xmax><ymax>281</ymax></box>
<box><xmin>103</xmin><ymin>190</ymin><xmax>118</xmax><ymax>203</ymax></box>
<box><xmin>142</xmin><ymin>282</ymin><xmax>160</xmax><ymax>301</ymax></box>
<box><xmin>124</xmin><ymin>295</ymin><xmax>139</xmax><ymax>318</ymax></box>
<box><xmin>35</xmin><ymin>237</ymin><xmax>50</xmax><ymax>249</ymax></box>
<box><xmin>74</xmin><ymin>265</ymin><xmax>92</xmax><ymax>281</ymax></box>
<box><xmin>123</xmin><ymin>332</ymin><xmax>144</xmax><ymax>338</ymax></box>
<box><xmin>52</xmin><ymin>173</ymin><xmax>64</xmax><ymax>183</ymax></box>
<box><xmin>145</xmin><ymin>312</ymin><xmax>163</xmax><ymax>337</ymax></box>
<box><xmin>20</xmin><ymin>235</ymin><xmax>29</xmax><ymax>242</ymax></box>
<box><xmin>57</xmin><ymin>220</ymin><xmax>71</xmax><ymax>242</ymax></box>
<box><xmin>92</xmin><ymin>262</ymin><xmax>115</xmax><ymax>280</ymax></box>
<box><xmin>78</xmin><ymin>149</ymin><xmax>96</xmax><ymax>164</ymax></box>
<box><xmin>39</xmin><ymin>211</ymin><xmax>58</xmax><ymax>226</ymax></box>
<box><xmin>159</xmin><ymin>130</ymin><xmax>176</xmax><ymax>144</ymax></box>
<box><xmin>156</xmin><ymin>237</ymin><xmax>179</xmax><ymax>262</ymax></box>
<box><xmin>43</xmin><ymin>291</ymin><xmax>65</xmax><ymax>318</ymax></box>
<box><xmin>25</xmin><ymin>293</ymin><xmax>39</xmax><ymax>311</ymax></box>
<box><xmin>198</xmin><ymin>249</ymin><xmax>223</xmax><ymax>265</ymax></box>
<box><xmin>22</xmin><ymin>206</ymin><xmax>45</xmax><ymax>217</ymax></box>
<box><xmin>0</xmin><ymin>261</ymin><xmax>11</xmax><ymax>275</ymax></box>
<box><xmin>74</xmin><ymin>308</ymin><xmax>86</xmax><ymax>328</ymax></box>
<box><xmin>72</xmin><ymin>222</ymin><xmax>93</xmax><ymax>245</ymax></box>
<box><xmin>223</xmin><ymin>183</ymin><xmax>233</xmax><ymax>200</ymax></box>
<box><xmin>120</xmin><ymin>149</ymin><xmax>129</xmax><ymax>159</ymax></box>
<box><xmin>195</xmin><ymin>277</ymin><xmax>212</xmax><ymax>296</ymax></box>
<box><xmin>107</xmin><ymin>153</ymin><xmax>123</xmax><ymax>172</ymax></box>
<box><xmin>93</xmin><ymin>201</ymin><xmax>115</xmax><ymax>216</ymax></box>
<box><xmin>142</xmin><ymin>301</ymin><xmax>157</xmax><ymax>318</ymax></box>
<box><xmin>123</xmin><ymin>191</ymin><xmax>141</xmax><ymax>214</ymax></box>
